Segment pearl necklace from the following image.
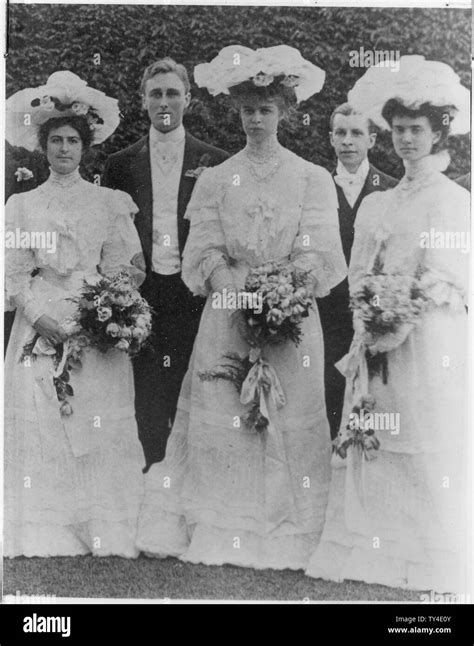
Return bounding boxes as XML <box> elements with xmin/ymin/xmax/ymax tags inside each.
<box><xmin>243</xmin><ymin>145</ymin><xmax>284</xmax><ymax>182</ymax></box>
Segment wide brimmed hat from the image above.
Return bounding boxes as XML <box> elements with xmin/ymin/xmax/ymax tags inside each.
<box><xmin>194</xmin><ymin>45</ymin><xmax>326</xmax><ymax>103</ymax></box>
<box><xmin>6</xmin><ymin>71</ymin><xmax>120</xmax><ymax>150</ymax></box>
<box><xmin>347</xmin><ymin>55</ymin><xmax>470</xmax><ymax>135</ymax></box>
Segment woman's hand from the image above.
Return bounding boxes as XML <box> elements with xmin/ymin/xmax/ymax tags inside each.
<box><xmin>33</xmin><ymin>314</ymin><xmax>66</xmax><ymax>346</ymax></box>
<box><xmin>366</xmin><ymin>322</ymin><xmax>414</xmax><ymax>355</ymax></box>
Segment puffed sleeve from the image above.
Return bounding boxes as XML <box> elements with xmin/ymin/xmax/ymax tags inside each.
<box><xmin>291</xmin><ymin>164</ymin><xmax>347</xmax><ymax>297</ymax></box>
<box><xmin>423</xmin><ymin>181</ymin><xmax>470</xmax><ymax>308</ymax></box>
<box><xmin>4</xmin><ymin>193</ymin><xmax>46</xmax><ymax>325</ymax></box>
<box><xmin>99</xmin><ymin>189</ymin><xmax>145</xmax><ymax>286</ymax></box>
<box><xmin>182</xmin><ymin>166</ymin><xmax>235</xmax><ymax>297</ymax></box>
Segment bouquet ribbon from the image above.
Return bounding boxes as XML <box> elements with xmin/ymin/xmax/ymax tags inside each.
<box><xmin>52</xmin><ymin>338</ymin><xmax>70</xmax><ymax>378</ymax></box>
<box><xmin>240</xmin><ymin>358</ymin><xmax>286</xmax><ymax>410</ymax></box>
<box><xmin>31</xmin><ymin>336</ymin><xmax>90</xmax><ymax>459</ymax></box>
<box><xmin>336</xmin><ymin>336</ymin><xmax>369</xmax><ymax>407</ymax></box>
<box><xmin>240</xmin><ymin>359</ymin><xmax>297</xmax><ymax>532</ymax></box>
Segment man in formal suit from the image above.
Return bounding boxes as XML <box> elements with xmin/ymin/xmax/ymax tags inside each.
<box><xmin>102</xmin><ymin>58</ymin><xmax>229</xmax><ymax>470</ymax></box>
<box><xmin>317</xmin><ymin>102</ymin><xmax>398</xmax><ymax>440</ymax></box>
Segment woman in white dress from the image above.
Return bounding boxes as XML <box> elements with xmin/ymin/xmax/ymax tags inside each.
<box><xmin>306</xmin><ymin>56</ymin><xmax>471</xmax><ymax>594</ymax></box>
<box><xmin>136</xmin><ymin>46</ymin><xmax>347</xmax><ymax>570</ymax></box>
<box><xmin>4</xmin><ymin>72</ymin><xmax>145</xmax><ymax>558</ymax></box>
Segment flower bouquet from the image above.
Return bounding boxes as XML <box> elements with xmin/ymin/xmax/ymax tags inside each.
<box><xmin>350</xmin><ymin>269</ymin><xmax>427</xmax><ymax>381</ymax></box>
<box><xmin>21</xmin><ymin>270</ymin><xmax>152</xmax><ymax>416</ymax></box>
<box><xmin>333</xmin><ymin>267</ymin><xmax>427</xmax><ymax>460</ymax></box>
<box><xmin>238</xmin><ymin>262</ymin><xmax>313</xmax><ymax>347</ymax></box>
<box><xmin>74</xmin><ymin>270</ymin><xmax>152</xmax><ymax>355</ymax></box>
<box><xmin>199</xmin><ymin>262</ymin><xmax>313</xmax><ymax>431</ymax></box>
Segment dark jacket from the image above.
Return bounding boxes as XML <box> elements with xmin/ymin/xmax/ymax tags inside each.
<box><xmin>318</xmin><ymin>163</ymin><xmax>398</xmax><ymax>354</ymax></box>
<box><xmin>5</xmin><ymin>141</ymin><xmax>49</xmax><ymax>202</ymax></box>
<box><xmin>101</xmin><ymin>131</ymin><xmax>229</xmax><ymax>273</ymax></box>
<box><xmin>454</xmin><ymin>172</ymin><xmax>470</xmax><ymax>192</ymax></box>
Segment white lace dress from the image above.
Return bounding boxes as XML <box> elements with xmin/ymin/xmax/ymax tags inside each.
<box><xmin>136</xmin><ymin>145</ymin><xmax>347</xmax><ymax>569</ymax></box>
<box><xmin>306</xmin><ymin>166</ymin><xmax>471</xmax><ymax>593</ymax></box>
<box><xmin>4</xmin><ymin>168</ymin><xmax>145</xmax><ymax>558</ymax></box>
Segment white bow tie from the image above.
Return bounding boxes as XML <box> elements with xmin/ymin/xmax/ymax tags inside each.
<box><xmin>150</xmin><ymin>141</ymin><xmax>181</xmax><ymax>175</ymax></box>
<box><xmin>334</xmin><ymin>174</ymin><xmax>364</xmax><ymax>207</ymax></box>
<box><xmin>334</xmin><ymin>174</ymin><xmax>357</xmax><ymax>187</ymax></box>
<box><xmin>151</xmin><ymin>139</ymin><xmax>179</xmax><ymax>155</ymax></box>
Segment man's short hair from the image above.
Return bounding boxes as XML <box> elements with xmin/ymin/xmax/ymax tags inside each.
<box><xmin>329</xmin><ymin>102</ymin><xmax>377</xmax><ymax>134</ymax></box>
<box><xmin>140</xmin><ymin>58</ymin><xmax>191</xmax><ymax>94</ymax></box>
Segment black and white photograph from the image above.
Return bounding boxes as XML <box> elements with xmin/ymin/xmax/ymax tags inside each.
<box><xmin>1</xmin><ymin>0</ymin><xmax>472</xmax><ymax>634</ymax></box>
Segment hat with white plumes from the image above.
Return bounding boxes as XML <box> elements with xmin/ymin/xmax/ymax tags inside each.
<box><xmin>194</xmin><ymin>44</ymin><xmax>326</xmax><ymax>104</ymax></box>
<box><xmin>6</xmin><ymin>71</ymin><xmax>120</xmax><ymax>150</ymax></box>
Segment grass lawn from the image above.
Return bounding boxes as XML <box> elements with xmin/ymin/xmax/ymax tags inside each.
<box><xmin>3</xmin><ymin>555</ymin><xmax>424</xmax><ymax>601</ymax></box>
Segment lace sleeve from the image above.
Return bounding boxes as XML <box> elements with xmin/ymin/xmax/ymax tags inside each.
<box><xmin>291</xmin><ymin>164</ymin><xmax>347</xmax><ymax>297</ymax></box>
<box><xmin>181</xmin><ymin>167</ymin><xmax>235</xmax><ymax>297</ymax></box>
<box><xmin>4</xmin><ymin>193</ymin><xmax>46</xmax><ymax>325</ymax></box>
<box><xmin>99</xmin><ymin>189</ymin><xmax>145</xmax><ymax>286</ymax></box>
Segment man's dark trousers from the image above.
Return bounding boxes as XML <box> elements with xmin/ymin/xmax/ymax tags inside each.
<box><xmin>134</xmin><ymin>271</ymin><xmax>203</xmax><ymax>468</ymax></box>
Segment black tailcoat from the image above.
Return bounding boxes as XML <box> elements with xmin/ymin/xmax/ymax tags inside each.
<box><xmin>102</xmin><ymin>132</ymin><xmax>229</xmax><ymax>468</ymax></box>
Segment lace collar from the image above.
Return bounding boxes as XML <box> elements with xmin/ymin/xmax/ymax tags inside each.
<box><xmin>46</xmin><ymin>167</ymin><xmax>84</xmax><ymax>189</ymax></box>
<box><xmin>396</xmin><ymin>157</ymin><xmax>441</xmax><ymax>196</ymax></box>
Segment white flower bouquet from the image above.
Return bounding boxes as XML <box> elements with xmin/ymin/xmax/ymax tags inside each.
<box><xmin>74</xmin><ymin>270</ymin><xmax>152</xmax><ymax>355</ymax></box>
<box><xmin>199</xmin><ymin>262</ymin><xmax>313</xmax><ymax>431</ymax></box>
<box><xmin>21</xmin><ymin>270</ymin><xmax>152</xmax><ymax>416</ymax></box>
<box><xmin>333</xmin><ymin>267</ymin><xmax>428</xmax><ymax>459</ymax></box>
<box><xmin>351</xmin><ymin>270</ymin><xmax>427</xmax><ymax>368</ymax></box>
<box><xmin>236</xmin><ymin>261</ymin><xmax>313</xmax><ymax>347</ymax></box>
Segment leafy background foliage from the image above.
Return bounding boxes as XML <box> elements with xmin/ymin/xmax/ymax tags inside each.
<box><xmin>6</xmin><ymin>4</ymin><xmax>471</xmax><ymax>181</ymax></box>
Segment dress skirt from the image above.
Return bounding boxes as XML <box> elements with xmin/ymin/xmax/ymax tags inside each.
<box><xmin>4</xmin><ymin>272</ymin><xmax>145</xmax><ymax>558</ymax></box>
<box><xmin>136</xmin><ymin>297</ymin><xmax>332</xmax><ymax>570</ymax></box>
<box><xmin>305</xmin><ymin>305</ymin><xmax>470</xmax><ymax>593</ymax></box>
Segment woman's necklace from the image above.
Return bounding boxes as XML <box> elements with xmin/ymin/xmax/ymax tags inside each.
<box><xmin>243</xmin><ymin>143</ymin><xmax>284</xmax><ymax>182</ymax></box>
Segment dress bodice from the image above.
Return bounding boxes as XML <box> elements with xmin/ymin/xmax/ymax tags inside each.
<box><xmin>5</xmin><ymin>169</ymin><xmax>142</xmax><ymax>324</ymax></box>
<box><xmin>181</xmin><ymin>145</ymin><xmax>347</xmax><ymax>298</ymax></box>
<box><xmin>5</xmin><ymin>169</ymin><xmax>139</xmax><ymax>276</ymax></box>
<box><xmin>349</xmin><ymin>166</ymin><xmax>470</xmax><ymax>307</ymax></box>
<box><xmin>204</xmin><ymin>148</ymin><xmax>312</xmax><ymax>265</ymax></box>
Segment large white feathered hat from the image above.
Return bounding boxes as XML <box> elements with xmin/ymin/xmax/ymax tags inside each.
<box><xmin>6</xmin><ymin>71</ymin><xmax>120</xmax><ymax>150</ymax></box>
<box><xmin>194</xmin><ymin>44</ymin><xmax>326</xmax><ymax>103</ymax></box>
<box><xmin>347</xmin><ymin>55</ymin><xmax>470</xmax><ymax>135</ymax></box>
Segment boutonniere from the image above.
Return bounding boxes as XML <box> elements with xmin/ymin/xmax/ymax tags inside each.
<box><xmin>184</xmin><ymin>153</ymin><xmax>211</xmax><ymax>179</ymax></box>
<box><xmin>15</xmin><ymin>167</ymin><xmax>34</xmax><ymax>182</ymax></box>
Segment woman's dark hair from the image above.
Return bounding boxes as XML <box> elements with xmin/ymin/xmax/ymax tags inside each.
<box><xmin>37</xmin><ymin>115</ymin><xmax>93</xmax><ymax>152</ymax></box>
<box><xmin>228</xmin><ymin>77</ymin><xmax>297</xmax><ymax>122</ymax></box>
<box><xmin>382</xmin><ymin>98</ymin><xmax>456</xmax><ymax>153</ymax></box>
